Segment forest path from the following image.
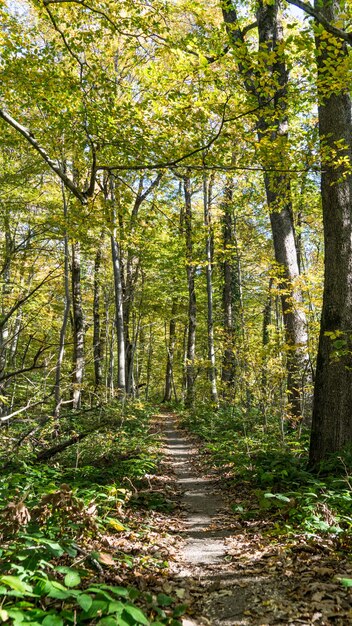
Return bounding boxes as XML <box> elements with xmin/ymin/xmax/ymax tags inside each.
<box><xmin>158</xmin><ymin>413</ymin><xmax>352</xmax><ymax>626</ymax></box>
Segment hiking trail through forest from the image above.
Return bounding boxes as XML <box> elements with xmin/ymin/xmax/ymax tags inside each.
<box><xmin>157</xmin><ymin>414</ymin><xmax>352</xmax><ymax>625</ymax></box>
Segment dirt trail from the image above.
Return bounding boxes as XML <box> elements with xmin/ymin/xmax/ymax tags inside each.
<box><xmin>160</xmin><ymin>414</ymin><xmax>352</xmax><ymax>626</ymax></box>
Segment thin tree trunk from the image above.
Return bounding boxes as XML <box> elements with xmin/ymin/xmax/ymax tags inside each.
<box><xmin>71</xmin><ymin>241</ymin><xmax>84</xmax><ymax>410</ymax></box>
<box><xmin>93</xmin><ymin>234</ymin><xmax>104</xmax><ymax>390</ymax></box>
<box><xmin>145</xmin><ymin>324</ymin><xmax>153</xmax><ymax>401</ymax></box>
<box><xmin>182</xmin><ymin>324</ymin><xmax>188</xmax><ymax>402</ymax></box>
<box><xmin>163</xmin><ymin>301</ymin><xmax>177</xmax><ymax>403</ymax></box>
<box><xmin>183</xmin><ymin>176</ymin><xmax>196</xmax><ymax>409</ymax></box>
<box><xmin>53</xmin><ymin>186</ymin><xmax>71</xmax><ymax>418</ymax></box>
<box><xmin>309</xmin><ymin>0</ymin><xmax>352</xmax><ymax>465</ymax></box>
<box><xmin>0</xmin><ymin>212</ymin><xmax>12</xmax><ymax>415</ymax></box>
<box><xmin>108</xmin><ymin>177</ymin><xmax>126</xmax><ymax>396</ymax></box>
<box><xmin>221</xmin><ymin>182</ymin><xmax>235</xmax><ymax>389</ymax></box>
<box><xmin>123</xmin><ymin>175</ymin><xmax>162</xmax><ymax>394</ymax></box>
<box><xmin>261</xmin><ymin>278</ymin><xmax>273</xmax><ymax>428</ymax></box>
<box><xmin>111</xmin><ymin>234</ymin><xmax>126</xmax><ymax>395</ymax></box>
<box><xmin>203</xmin><ymin>173</ymin><xmax>218</xmax><ymax>404</ymax></box>
<box><xmin>107</xmin><ymin>323</ymin><xmax>115</xmax><ymax>398</ymax></box>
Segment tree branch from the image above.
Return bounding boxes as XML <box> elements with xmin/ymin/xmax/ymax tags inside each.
<box><xmin>286</xmin><ymin>0</ymin><xmax>352</xmax><ymax>45</ymax></box>
<box><xmin>0</xmin><ymin>345</ymin><xmax>51</xmax><ymax>383</ymax></box>
<box><xmin>0</xmin><ymin>109</ymin><xmax>89</xmax><ymax>203</ymax></box>
<box><xmin>0</xmin><ymin>268</ymin><xmax>61</xmax><ymax>330</ymax></box>
<box><xmin>0</xmin><ymin>398</ymin><xmax>51</xmax><ymax>424</ymax></box>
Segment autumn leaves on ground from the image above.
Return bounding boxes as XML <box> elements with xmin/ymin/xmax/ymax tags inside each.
<box><xmin>1</xmin><ymin>405</ymin><xmax>352</xmax><ymax>626</ymax></box>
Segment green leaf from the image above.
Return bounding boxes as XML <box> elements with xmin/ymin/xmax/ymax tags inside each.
<box><xmin>41</xmin><ymin>541</ymin><xmax>64</xmax><ymax>557</ymax></box>
<box><xmin>0</xmin><ymin>576</ymin><xmax>33</xmax><ymax>595</ymax></box>
<box><xmin>81</xmin><ymin>600</ymin><xmax>108</xmax><ymax>619</ymax></box>
<box><xmin>77</xmin><ymin>594</ymin><xmax>93</xmax><ymax>611</ymax></box>
<box><xmin>95</xmin><ymin>585</ymin><xmax>129</xmax><ymax>597</ymax></box>
<box><xmin>107</xmin><ymin>601</ymin><xmax>124</xmax><ymax>615</ymax></box>
<box><xmin>42</xmin><ymin>616</ymin><xmax>64</xmax><ymax>626</ymax></box>
<box><xmin>338</xmin><ymin>577</ymin><xmax>352</xmax><ymax>587</ymax></box>
<box><xmin>122</xmin><ymin>605</ymin><xmax>149</xmax><ymax>625</ymax></box>
<box><xmin>97</xmin><ymin>619</ymin><xmax>118</xmax><ymax>626</ymax></box>
<box><xmin>264</xmin><ymin>493</ymin><xmax>291</xmax><ymax>502</ymax></box>
<box><xmin>41</xmin><ymin>580</ymin><xmax>71</xmax><ymax>600</ymax></box>
<box><xmin>156</xmin><ymin>593</ymin><xmax>173</xmax><ymax>607</ymax></box>
<box><xmin>64</xmin><ymin>571</ymin><xmax>81</xmax><ymax>588</ymax></box>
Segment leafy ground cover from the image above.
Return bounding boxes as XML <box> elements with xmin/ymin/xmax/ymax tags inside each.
<box><xmin>0</xmin><ymin>402</ymin><xmax>186</xmax><ymax>626</ymax></box>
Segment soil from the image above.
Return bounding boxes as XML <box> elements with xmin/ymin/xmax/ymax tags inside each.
<box><xmin>159</xmin><ymin>414</ymin><xmax>352</xmax><ymax>626</ymax></box>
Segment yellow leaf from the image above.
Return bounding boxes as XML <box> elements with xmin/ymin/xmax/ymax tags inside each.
<box><xmin>108</xmin><ymin>519</ymin><xmax>126</xmax><ymax>532</ymax></box>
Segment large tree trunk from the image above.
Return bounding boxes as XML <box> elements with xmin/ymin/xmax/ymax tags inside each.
<box><xmin>309</xmin><ymin>0</ymin><xmax>352</xmax><ymax>465</ymax></box>
<box><xmin>203</xmin><ymin>173</ymin><xmax>218</xmax><ymax>404</ymax></box>
<box><xmin>256</xmin><ymin>1</ymin><xmax>308</xmax><ymax>421</ymax></box>
<box><xmin>183</xmin><ymin>176</ymin><xmax>196</xmax><ymax>409</ymax></box>
<box><xmin>222</xmin><ymin>0</ymin><xmax>308</xmax><ymax>421</ymax></box>
<box><xmin>71</xmin><ymin>241</ymin><xmax>84</xmax><ymax>409</ymax></box>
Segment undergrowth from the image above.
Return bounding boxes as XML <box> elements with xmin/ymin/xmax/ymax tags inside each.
<box><xmin>0</xmin><ymin>401</ymin><xmax>185</xmax><ymax>626</ymax></box>
<box><xmin>181</xmin><ymin>403</ymin><xmax>352</xmax><ymax>544</ymax></box>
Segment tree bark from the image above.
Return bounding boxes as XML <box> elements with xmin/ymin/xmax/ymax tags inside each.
<box><xmin>309</xmin><ymin>0</ymin><xmax>352</xmax><ymax>465</ymax></box>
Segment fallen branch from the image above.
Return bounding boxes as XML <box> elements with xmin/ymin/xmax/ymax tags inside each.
<box><xmin>35</xmin><ymin>430</ymin><xmax>92</xmax><ymax>462</ymax></box>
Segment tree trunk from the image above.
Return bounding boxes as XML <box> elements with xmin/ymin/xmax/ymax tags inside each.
<box><xmin>71</xmin><ymin>241</ymin><xmax>84</xmax><ymax>409</ymax></box>
<box><xmin>111</xmin><ymin>234</ymin><xmax>126</xmax><ymax>395</ymax></box>
<box><xmin>54</xmin><ymin>187</ymin><xmax>71</xmax><ymax>418</ymax></box>
<box><xmin>309</xmin><ymin>0</ymin><xmax>352</xmax><ymax>465</ymax></box>
<box><xmin>222</xmin><ymin>0</ymin><xmax>308</xmax><ymax>421</ymax></box>
<box><xmin>203</xmin><ymin>173</ymin><xmax>218</xmax><ymax>404</ymax></box>
<box><xmin>163</xmin><ymin>301</ymin><xmax>177</xmax><ymax>403</ymax></box>
<box><xmin>183</xmin><ymin>176</ymin><xmax>196</xmax><ymax>409</ymax></box>
<box><xmin>261</xmin><ymin>278</ymin><xmax>273</xmax><ymax>428</ymax></box>
<box><xmin>0</xmin><ymin>212</ymin><xmax>13</xmax><ymax>415</ymax></box>
<box><xmin>221</xmin><ymin>181</ymin><xmax>239</xmax><ymax>392</ymax></box>
<box><xmin>108</xmin><ymin>177</ymin><xmax>126</xmax><ymax>396</ymax></box>
<box><xmin>93</xmin><ymin>237</ymin><xmax>104</xmax><ymax>390</ymax></box>
<box><xmin>145</xmin><ymin>324</ymin><xmax>153</xmax><ymax>401</ymax></box>
<box><xmin>256</xmin><ymin>1</ymin><xmax>308</xmax><ymax>422</ymax></box>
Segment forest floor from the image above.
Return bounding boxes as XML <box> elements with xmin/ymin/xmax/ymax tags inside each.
<box><xmin>155</xmin><ymin>413</ymin><xmax>352</xmax><ymax>626</ymax></box>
